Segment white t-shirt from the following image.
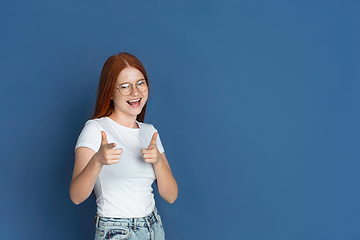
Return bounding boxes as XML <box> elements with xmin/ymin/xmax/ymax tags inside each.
<box><xmin>75</xmin><ymin>117</ymin><xmax>164</xmax><ymax>218</ymax></box>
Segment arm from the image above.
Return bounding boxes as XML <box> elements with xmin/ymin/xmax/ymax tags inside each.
<box><xmin>142</xmin><ymin>132</ymin><xmax>178</xmax><ymax>203</ymax></box>
<box><xmin>153</xmin><ymin>152</ymin><xmax>178</xmax><ymax>203</ymax></box>
<box><xmin>70</xmin><ymin>131</ymin><xmax>122</xmax><ymax>205</ymax></box>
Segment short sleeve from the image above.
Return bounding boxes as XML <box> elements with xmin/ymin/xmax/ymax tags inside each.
<box><xmin>75</xmin><ymin>120</ymin><xmax>101</xmax><ymax>152</ymax></box>
<box><xmin>152</xmin><ymin>125</ymin><xmax>165</xmax><ymax>153</ymax></box>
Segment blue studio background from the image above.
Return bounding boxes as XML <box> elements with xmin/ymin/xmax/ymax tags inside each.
<box><xmin>1</xmin><ymin>1</ymin><xmax>359</xmax><ymax>239</ymax></box>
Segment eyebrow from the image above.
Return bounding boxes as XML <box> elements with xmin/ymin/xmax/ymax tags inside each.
<box><xmin>118</xmin><ymin>79</ymin><xmax>146</xmax><ymax>86</ymax></box>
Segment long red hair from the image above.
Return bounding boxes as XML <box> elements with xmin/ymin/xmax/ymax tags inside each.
<box><xmin>93</xmin><ymin>53</ymin><xmax>149</xmax><ymax>122</ymax></box>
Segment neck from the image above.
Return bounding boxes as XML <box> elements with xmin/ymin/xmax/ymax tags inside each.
<box><xmin>109</xmin><ymin>112</ymin><xmax>138</xmax><ymax>128</ymax></box>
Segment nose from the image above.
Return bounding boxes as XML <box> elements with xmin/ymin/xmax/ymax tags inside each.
<box><xmin>130</xmin><ymin>84</ymin><xmax>141</xmax><ymax>96</ymax></box>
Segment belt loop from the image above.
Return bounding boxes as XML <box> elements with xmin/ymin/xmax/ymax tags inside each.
<box><xmin>145</xmin><ymin>216</ymin><xmax>150</xmax><ymax>228</ymax></box>
<box><xmin>153</xmin><ymin>207</ymin><xmax>160</xmax><ymax>223</ymax></box>
<box><xmin>95</xmin><ymin>215</ymin><xmax>100</xmax><ymax>228</ymax></box>
<box><xmin>133</xmin><ymin>218</ymin><xmax>137</xmax><ymax>231</ymax></box>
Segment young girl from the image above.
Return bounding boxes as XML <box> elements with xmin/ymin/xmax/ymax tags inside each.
<box><xmin>70</xmin><ymin>52</ymin><xmax>178</xmax><ymax>240</ymax></box>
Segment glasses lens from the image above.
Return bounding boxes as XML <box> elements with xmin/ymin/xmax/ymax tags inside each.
<box><xmin>118</xmin><ymin>80</ymin><xmax>148</xmax><ymax>96</ymax></box>
<box><xmin>119</xmin><ymin>83</ymin><xmax>131</xmax><ymax>95</ymax></box>
<box><xmin>137</xmin><ymin>80</ymin><xmax>148</xmax><ymax>92</ymax></box>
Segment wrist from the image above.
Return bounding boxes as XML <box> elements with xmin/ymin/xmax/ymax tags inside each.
<box><xmin>92</xmin><ymin>152</ymin><xmax>105</xmax><ymax>167</ymax></box>
<box><xmin>153</xmin><ymin>155</ymin><xmax>164</xmax><ymax>166</ymax></box>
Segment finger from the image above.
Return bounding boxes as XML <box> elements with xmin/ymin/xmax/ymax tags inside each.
<box><xmin>105</xmin><ymin>143</ymin><xmax>116</xmax><ymax>149</ymax></box>
<box><xmin>142</xmin><ymin>148</ymin><xmax>158</xmax><ymax>155</ymax></box>
<box><xmin>108</xmin><ymin>149</ymin><xmax>122</xmax><ymax>157</ymax></box>
<box><xmin>104</xmin><ymin>151</ymin><xmax>121</xmax><ymax>160</ymax></box>
<box><xmin>107</xmin><ymin>154</ymin><xmax>122</xmax><ymax>160</ymax></box>
<box><xmin>105</xmin><ymin>148</ymin><xmax>122</xmax><ymax>158</ymax></box>
<box><xmin>101</xmin><ymin>131</ymin><xmax>108</xmax><ymax>144</ymax></box>
<box><xmin>143</xmin><ymin>153</ymin><xmax>156</xmax><ymax>159</ymax></box>
<box><xmin>113</xmin><ymin>148</ymin><xmax>123</xmax><ymax>155</ymax></box>
<box><xmin>144</xmin><ymin>158</ymin><xmax>154</xmax><ymax>163</ymax></box>
<box><xmin>149</xmin><ymin>132</ymin><xmax>158</xmax><ymax>146</ymax></box>
<box><xmin>106</xmin><ymin>159</ymin><xmax>120</xmax><ymax>165</ymax></box>
<box><xmin>141</xmin><ymin>148</ymin><xmax>152</xmax><ymax>154</ymax></box>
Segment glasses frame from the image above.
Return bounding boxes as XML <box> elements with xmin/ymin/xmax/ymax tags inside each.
<box><xmin>116</xmin><ymin>79</ymin><xmax>150</xmax><ymax>96</ymax></box>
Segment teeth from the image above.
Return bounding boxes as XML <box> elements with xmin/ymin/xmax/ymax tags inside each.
<box><xmin>128</xmin><ymin>99</ymin><xmax>140</xmax><ymax>103</ymax></box>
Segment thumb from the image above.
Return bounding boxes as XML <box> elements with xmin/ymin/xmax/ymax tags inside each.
<box><xmin>149</xmin><ymin>132</ymin><xmax>158</xmax><ymax>148</ymax></box>
<box><xmin>101</xmin><ymin>131</ymin><xmax>108</xmax><ymax>144</ymax></box>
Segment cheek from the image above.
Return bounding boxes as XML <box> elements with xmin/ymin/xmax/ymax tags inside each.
<box><xmin>112</xmin><ymin>94</ymin><xmax>126</xmax><ymax>107</ymax></box>
<box><xmin>142</xmin><ymin>92</ymin><xmax>149</xmax><ymax>103</ymax></box>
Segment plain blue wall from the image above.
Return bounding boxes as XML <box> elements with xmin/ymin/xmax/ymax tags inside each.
<box><xmin>1</xmin><ymin>1</ymin><xmax>359</xmax><ymax>239</ymax></box>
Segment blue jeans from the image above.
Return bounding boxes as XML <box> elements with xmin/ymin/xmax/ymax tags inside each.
<box><xmin>94</xmin><ymin>207</ymin><xmax>165</xmax><ymax>240</ymax></box>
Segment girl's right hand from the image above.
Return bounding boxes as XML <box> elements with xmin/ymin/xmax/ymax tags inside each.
<box><xmin>96</xmin><ymin>131</ymin><xmax>122</xmax><ymax>165</ymax></box>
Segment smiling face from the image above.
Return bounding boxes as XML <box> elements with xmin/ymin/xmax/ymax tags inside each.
<box><xmin>111</xmin><ymin>67</ymin><xmax>149</xmax><ymax>123</ymax></box>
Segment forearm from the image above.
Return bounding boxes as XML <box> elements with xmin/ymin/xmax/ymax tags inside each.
<box><xmin>153</xmin><ymin>157</ymin><xmax>178</xmax><ymax>203</ymax></box>
<box><xmin>70</xmin><ymin>155</ymin><xmax>103</xmax><ymax>205</ymax></box>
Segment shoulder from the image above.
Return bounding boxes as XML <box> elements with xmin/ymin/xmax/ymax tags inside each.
<box><xmin>78</xmin><ymin>118</ymin><xmax>111</xmax><ymax>138</ymax></box>
<box><xmin>83</xmin><ymin>118</ymin><xmax>99</xmax><ymax>128</ymax></box>
<box><xmin>138</xmin><ymin>121</ymin><xmax>157</xmax><ymax>132</ymax></box>
<box><xmin>76</xmin><ymin>118</ymin><xmax>112</xmax><ymax>151</ymax></box>
<box><xmin>83</xmin><ymin>117</ymin><xmax>110</xmax><ymax>130</ymax></box>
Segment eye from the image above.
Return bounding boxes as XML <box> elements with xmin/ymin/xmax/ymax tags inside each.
<box><xmin>120</xmin><ymin>83</ymin><xmax>130</xmax><ymax>89</ymax></box>
<box><xmin>137</xmin><ymin>80</ymin><xmax>146</xmax><ymax>86</ymax></box>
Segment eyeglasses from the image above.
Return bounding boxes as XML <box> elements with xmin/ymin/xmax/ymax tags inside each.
<box><xmin>116</xmin><ymin>79</ymin><xmax>149</xmax><ymax>96</ymax></box>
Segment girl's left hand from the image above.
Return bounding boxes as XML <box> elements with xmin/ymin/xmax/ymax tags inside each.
<box><xmin>141</xmin><ymin>132</ymin><xmax>161</xmax><ymax>164</ymax></box>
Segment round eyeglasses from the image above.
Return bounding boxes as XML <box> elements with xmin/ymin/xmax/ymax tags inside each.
<box><xmin>116</xmin><ymin>79</ymin><xmax>149</xmax><ymax>96</ymax></box>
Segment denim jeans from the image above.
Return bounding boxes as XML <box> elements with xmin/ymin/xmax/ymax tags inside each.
<box><xmin>94</xmin><ymin>207</ymin><xmax>165</xmax><ymax>240</ymax></box>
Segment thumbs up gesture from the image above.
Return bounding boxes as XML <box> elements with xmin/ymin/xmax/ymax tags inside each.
<box><xmin>141</xmin><ymin>132</ymin><xmax>161</xmax><ymax>164</ymax></box>
<box><xmin>95</xmin><ymin>131</ymin><xmax>123</xmax><ymax>165</ymax></box>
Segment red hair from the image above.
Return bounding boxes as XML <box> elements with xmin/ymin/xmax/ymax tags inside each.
<box><xmin>93</xmin><ymin>53</ymin><xmax>149</xmax><ymax>122</ymax></box>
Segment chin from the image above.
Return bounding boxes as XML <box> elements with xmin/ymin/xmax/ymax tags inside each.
<box><xmin>128</xmin><ymin>107</ymin><xmax>144</xmax><ymax>116</ymax></box>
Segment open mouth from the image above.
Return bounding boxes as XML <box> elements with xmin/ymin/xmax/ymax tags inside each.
<box><xmin>127</xmin><ymin>98</ymin><xmax>141</xmax><ymax>107</ymax></box>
